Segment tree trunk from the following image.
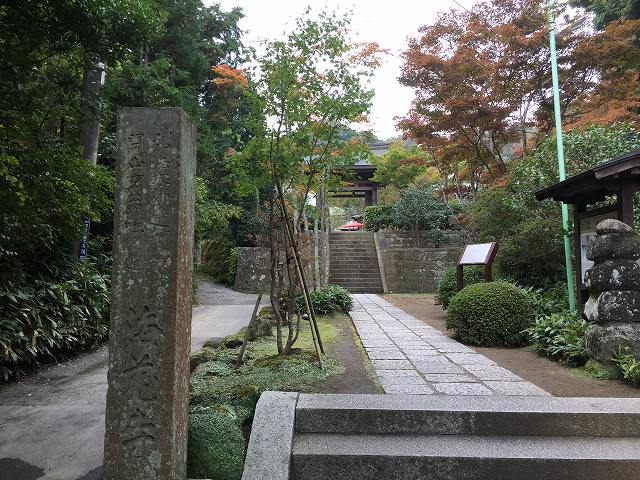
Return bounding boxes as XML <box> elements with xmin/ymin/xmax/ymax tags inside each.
<box><xmin>79</xmin><ymin>61</ymin><xmax>105</xmax><ymax>165</ymax></box>
<box><xmin>313</xmin><ymin>214</ymin><xmax>320</xmax><ymax>288</ymax></box>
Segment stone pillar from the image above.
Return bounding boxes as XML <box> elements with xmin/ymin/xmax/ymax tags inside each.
<box><xmin>584</xmin><ymin>219</ymin><xmax>640</xmax><ymax>364</ymax></box>
<box><xmin>104</xmin><ymin>108</ymin><xmax>196</xmax><ymax>479</ymax></box>
<box><xmin>364</xmin><ymin>190</ymin><xmax>373</xmax><ymax>207</ymax></box>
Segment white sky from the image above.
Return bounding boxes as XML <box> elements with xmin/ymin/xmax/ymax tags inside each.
<box><xmin>212</xmin><ymin>0</ymin><xmax>478</xmax><ymax>140</ymax></box>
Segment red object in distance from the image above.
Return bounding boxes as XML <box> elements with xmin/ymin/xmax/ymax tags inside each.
<box><xmin>338</xmin><ymin>221</ymin><xmax>364</xmax><ymax>231</ymax></box>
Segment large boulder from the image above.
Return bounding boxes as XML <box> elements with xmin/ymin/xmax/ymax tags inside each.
<box><xmin>586</xmin><ymin>323</ymin><xmax>640</xmax><ymax>365</ymax></box>
<box><xmin>584</xmin><ymin>290</ymin><xmax>640</xmax><ymax>324</ymax></box>
<box><xmin>585</xmin><ymin>260</ymin><xmax>640</xmax><ymax>292</ymax></box>
<box><xmin>247</xmin><ymin>316</ymin><xmax>273</xmax><ymax>341</ymax></box>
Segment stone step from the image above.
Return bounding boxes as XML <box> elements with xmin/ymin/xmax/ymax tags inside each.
<box><xmin>330</xmin><ymin>279</ymin><xmax>383</xmax><ymax>286</ymax></box>
<box><xmin>330</xmin><ymin>258</ymin><xmax>379</xmax><ymax>264</ymax></box>
<box><xmin>291</xmin><ymin>433</ymin><xmax>640</xmax><ymax>480</ymax></box>
<box><xmin>340</xmin><ymin>288</ymin><xmax>384</xmax><ymax>293</ymax></box>
<box><xmin>330</xmin><ymin>263</ymin><xmax>381</xmax><ymax>268</ymax></box>
<box><xmin>242</xmin><ymin>393</ymin><xmax>640</xmax><ymax>480</ymax></box>
<box><xmin>330</xmin><ymin>285</ymin><xmax>383</xmax><ymax>293</ymax></box>
<box><xmin>329</xmin><ymin>272</ymin><xmax>380</xmax><ymax>282</ymax></box>
<box><xmin>329</xmin><ymin>239</ymin><xmax>375</xmax><ymax>244</ymax></box>
<box><xmin>329</xmin><ymin>247</ymin><xmax>376</xmax><ymax>255</ymax></box>
<box><xmin>294</xmin><ymin>395</ymin><xmax>640</xmax><ymax>437</ymax></box>
<box><xmin>329</xmin><ymin>278</ymin><xmax>383</xmax><ymax>284</ymax></box>
<box><xmin>329</xmin><ymin>271</ymin><xmax>381</xmax><ymax>277</ymax></box>
<box><xmin>329</xmin><ymin>259</ymin><xmax>381</xmax><ymax>264</ymax></box>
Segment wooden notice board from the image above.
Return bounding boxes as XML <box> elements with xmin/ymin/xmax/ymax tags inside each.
<box><xmin>456</xmin><ymin>242</ymin><xmax>499</xmax><ymax>291</ymax></box>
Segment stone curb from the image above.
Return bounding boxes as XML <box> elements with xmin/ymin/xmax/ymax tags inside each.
<box><xmin>242</xmin><ymin>391</ymin><xmax>299</xmax><ymax>480</ymax></box>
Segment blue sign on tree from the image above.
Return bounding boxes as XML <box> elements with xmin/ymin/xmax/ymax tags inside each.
<box><xmin>79</xmin><ymin>218</ymin><xmax>91</xmax><ymax>261</ymax></box>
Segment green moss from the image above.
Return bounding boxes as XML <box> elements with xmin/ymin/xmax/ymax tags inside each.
<box><xmin>569</xmin><ymin>360</ymin><xmax>620</xmax><ymax>381</ymax></box>
<box><xmin>350</xmin><ymin>317</ymin><xmax>384</xmax><ymax>393</ymax></box>
<box><xmin>188</xmin><ymin>314</ymin><xmax>346</xmax><ymax>477</ymax></box>
<box><xmin>187</xmin><ymin>409</ymin><xmax>245</xmax><ymax>480</ymax></box>
<box><xmin>189</xmin><ymin>313</ymin><xmax>345</xmax><ymax>413</ymax></box>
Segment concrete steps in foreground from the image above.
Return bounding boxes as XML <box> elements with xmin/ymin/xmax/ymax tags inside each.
<box><xmin>242</xmin><ymin>392</ymin><xmax>640</xmax><ymax>480</ymax></box>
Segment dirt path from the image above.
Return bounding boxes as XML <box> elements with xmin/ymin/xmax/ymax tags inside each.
<box><xmin>313</xmin><ymin>313</ymin><xmax>381</xmax><ymax>395</ymax></box>
<box><xmin>384</xmin><ymin>294</ymin><xmax>640</xmax><ymax>398</ymax></box>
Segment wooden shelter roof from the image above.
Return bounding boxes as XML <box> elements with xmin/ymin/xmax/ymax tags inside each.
<box><xmin>534</xmin><ymin>150</ymin><xmax>640</xmax><ymax>205</ymax></box>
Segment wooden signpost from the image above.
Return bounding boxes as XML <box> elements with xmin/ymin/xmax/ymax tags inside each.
<box><xmin>456</xmin><ymin>242</ymin><xmax>499</xmax><ymax>291</ymax></box>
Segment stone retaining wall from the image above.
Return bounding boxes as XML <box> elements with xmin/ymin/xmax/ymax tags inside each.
<box><xmin>377</xmin><ymin>231</ymin><xmax>463</xmax><ymax>293</ymax></box>
<box><xmin>234</xmin><ymin>234</ymin><xmax>326</xmax><ymax>292</ymax></box>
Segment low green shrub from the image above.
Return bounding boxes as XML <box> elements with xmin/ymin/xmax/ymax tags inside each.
<box><xmin>446</xmin><ymin>281</ymin><xmax>533</xmax><ymax>347</ymax></box>
<box><xmin>436</xmin><ymin>265</ymin><xmax>485</xmax><ymax>309</ymax></box>
<box><xmin>199</xmin><ymin>235</ymin><xmax>236</xmax><ymax>286</ymax></box>
<box><xmin>0</xmin><ymin>260</ymin><xmax>111</xmax><ymax>380</ymax></box>
<box><xmin>612</xmin><ymin>348</ymin><xmax>640</xmax><ymax>385</ymax></box>
<box><xmin>187</xmin><ymin>408</ymin><xmax>245</xmax><ymax>480</ymax></box>
<box><xmin>520</xmin><ymin>282</ymin><xmax>570</xmax><ymax>319</ymax></box>
<box><xmin>526</xmin><ymin>311</ymin><xmax>589</xmax><ymax>366</ymax></box>
<box><xmin>363</xmin><ymin>204</ymin><xmax>394</xmax><ymax>231</ymax></box>
<box><xmin>496</xmin><ymin>217</ymin><xmax>565</xmax><ymax>287</ymax></box>
<box><xmin>298</xmin><ymin>284</ymin><xmax>353</xmax><ymax>314</ymax></box>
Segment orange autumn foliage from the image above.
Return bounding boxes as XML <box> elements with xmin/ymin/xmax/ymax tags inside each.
<box><xmin>570</xmin><ymin>19</ymin><xmax>640</xmax><ymax>127</ymax></box>
<box><xmin>210</xmin><ymin>64</ymin><xmax>248</xmax><ymax>88</ymax></box>
<box><xmin>349</xmin><ymin>41</ymin><xmax>390</xmax><ymax>66</ymax></box>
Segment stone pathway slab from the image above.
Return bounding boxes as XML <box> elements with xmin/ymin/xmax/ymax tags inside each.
<box><xmin>351</xmin><ymin>294</ymin><xmax>549</xmax><ymax>397</ymax></box>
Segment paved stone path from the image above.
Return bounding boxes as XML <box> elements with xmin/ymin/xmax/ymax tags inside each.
<box><xmin>351</xmin><ymin>294</ymin><xmax>549</xmax><ymax>396</ymax></box>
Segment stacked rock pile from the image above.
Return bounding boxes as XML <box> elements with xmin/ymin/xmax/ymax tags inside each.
<box><xmin>584</xmin><ymin>219</ymin><xmax>640</xmax><ymax>364</ymax></box>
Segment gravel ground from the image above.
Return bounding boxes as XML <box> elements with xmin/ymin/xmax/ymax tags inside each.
<box><xmin>197</xmin><ymin>278</ymin><xmax>262</xmax><ymax>305</ymax></box>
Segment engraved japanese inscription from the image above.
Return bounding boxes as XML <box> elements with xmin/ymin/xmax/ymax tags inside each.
<box><xmin>104</xmin><ymin>108</ymin><xmax>196</xmax><ymax>480</ymax></box>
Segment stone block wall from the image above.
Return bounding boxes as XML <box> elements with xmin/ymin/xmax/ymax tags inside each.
<box><xmin>234</xmin><ymin>246</ymin><xmax>271</xmax><ymax>292</ymax></box>
<box><xmin>376</xmin><ymin>231</ymin><xmax>463</xmax><ymax>293</ymax></box>
<box><xmin>233</xmin><ymin>234</ymin><xmax>327</xmax><ymax>292</ymax></box>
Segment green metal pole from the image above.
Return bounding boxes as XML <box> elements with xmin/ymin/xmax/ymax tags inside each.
<box><xmin>547</xmin><ymin>1</ymin><xmax>577</xmax><ymax>311</ymax></box>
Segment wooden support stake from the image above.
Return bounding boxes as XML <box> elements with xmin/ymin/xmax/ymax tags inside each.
<box><xmin>235</xmin><ymin>293</ymin><xmax>263</xmax><ymax>368</ymax></box>
<box><xmin>274</xmin><ymin>177</ymin><xmax>324</xmax><ymax>368</ymax></box>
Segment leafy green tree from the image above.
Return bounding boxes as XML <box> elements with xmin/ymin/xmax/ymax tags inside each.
<box><xmin>101</xmin><ymin>1</ymin><xmax>253</xmax><ymax>278</ymax></box>
<box><xmin>392</xmin><ymin>185</ymin><xmax>448</xmax><ymax>246</ymax></box>
<box><xmin>572</xmin><ymin>0</ymin><xmax>640</xmax><ymax>29</ymax></box>
<box><xmin>372</xmin><ymin>141</ymin><xmax>435</xmax><ymax>188</ymax></box>
<box><xmin>467</xmin><ymin>122</ymin><xmax>640</xmax><ymax>287</ymax></box>
<box><xmin>236</xmin><ymin>8</ymin><xmax>382</xmax><ymax>354</ymax></box>
<box><xmin>0</xmin><ymin>0</ymin><xmax>159</xmax><ymax>150</ymax></box>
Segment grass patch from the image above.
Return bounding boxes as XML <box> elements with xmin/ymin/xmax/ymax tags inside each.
<box><xmin>568</xmin><ymin>360</ymin><xmax>620</xmax><ymax>381</ymax></box>
<box><xmin>348</xmin><ymin>316</ymin><xmax>384</xmax><ymax>393</ymax></box>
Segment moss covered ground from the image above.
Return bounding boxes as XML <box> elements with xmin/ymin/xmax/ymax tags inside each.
<box><xmin>187</xmin><ymin>314</ymin><xmax>346</xmax><ymax>480</ymax></box>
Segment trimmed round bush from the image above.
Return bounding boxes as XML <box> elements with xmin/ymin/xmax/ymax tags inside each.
<box><xmin>446</xmin><ymin>281</ymin><xmax>534</xmax><ymax>347</ymax></box>
<box><xmin>436</xmin><ymin>265</ymin><xmax>485</xmax><ymax>309</ymax></box>
<box><xmin>187</xmin><ymin>409</ymin><xmax>245</xmax><ymax>480</ymax></box>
